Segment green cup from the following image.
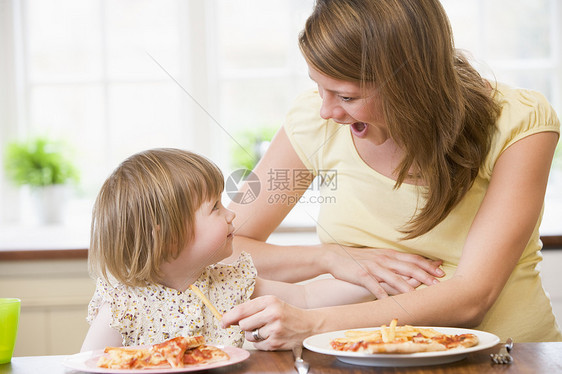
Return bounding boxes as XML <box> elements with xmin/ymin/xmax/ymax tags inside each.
<box><xmin>0</xmin><ymin>298</ymin><xmax>21</xmax><ymax>364</ymax></box>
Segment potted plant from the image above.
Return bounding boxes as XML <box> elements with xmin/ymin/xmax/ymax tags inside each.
<box><xmin>3</xmin><ymin>136</ymin><xmax>79</xmax><ymax>224</ymax></box>
<box><xmin>231</xmin><ymin>124</ymin><xmax>279</xmax><ymax>172</ymax></box>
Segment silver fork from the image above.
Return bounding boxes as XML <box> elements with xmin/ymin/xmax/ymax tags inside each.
<box><xmin>490</xmin><ymin>337</ymin><xmax>513</xmax><ymax>364</ymax></box>
<box><xmin>293</xmin><ymin>344</ymin><xmax>310</xmax><ymax>374</ymax></box>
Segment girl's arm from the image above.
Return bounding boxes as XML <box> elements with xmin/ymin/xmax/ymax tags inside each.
<box><xmin>252</xmin><ymin>276</ymin><xmax>374</xmax><ymax>309</ymax></box>
<box><xmin>222</xmin><ymin>131</ymin><xmax>559</xmax><ymax>350</ymax></box>
<box><xmin>81</xmin><ymin>303</ymin><xmax>123</xmax><ymax>352</ymax></box>
<box><xmin>227</xmin><ymin>127</ymin><xmax>444</xmax><ymax>299</ymax></box>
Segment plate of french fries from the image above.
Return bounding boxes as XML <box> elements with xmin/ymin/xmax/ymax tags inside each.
<box><xmin>303</xmin><ymin>322</ymin><xmax>499</xmax><ymax>367</ymax></box>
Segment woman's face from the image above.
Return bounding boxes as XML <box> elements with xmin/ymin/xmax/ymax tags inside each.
<box><xmin>308</xmin><ymin>64</ymin><xmax>387</xmax><ymax>140</ymax></box>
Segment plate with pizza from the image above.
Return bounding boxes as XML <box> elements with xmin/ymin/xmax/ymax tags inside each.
<box><xmin>303</xmin><ymin>319</ymin><xmax>500</xmax><ymax>367</ymax></box>
<box><xmin>63</xmin><ymin>336</ymin><xmax>250</xmax><ymax>373</ymax></box>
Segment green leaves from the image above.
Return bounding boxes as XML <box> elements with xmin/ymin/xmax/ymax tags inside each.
<box><xmin>3</xmin><ymin>137</ymin><xmax>79</xmax><ymax>187</ymax></box>
<box><xmin>231</xmin><ymin>124</ymin><xmax>279</xmax><ymax>171</ymax></box>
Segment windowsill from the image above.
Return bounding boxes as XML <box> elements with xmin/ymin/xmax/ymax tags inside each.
<box><xmin>1</xmin><ymin>224</ymin><xmax>560</xmax><ymax>262</ymax></box>
<box><xmin>0</xmin><ymin>223</ymin><xmax>90</xmax><ymax>260</ymax></box>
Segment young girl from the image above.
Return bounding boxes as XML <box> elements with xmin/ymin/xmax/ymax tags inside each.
<box><xmin>81</xmin><ymin>148</ymin><xmax>372</xmax><ymax>352</ymax></box>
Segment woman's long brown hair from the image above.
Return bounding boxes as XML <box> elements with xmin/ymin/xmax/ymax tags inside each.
<box><xmin>299</xmin><ymin>0</ymin><xmax>501</xmax><ymax>239</ymax></box>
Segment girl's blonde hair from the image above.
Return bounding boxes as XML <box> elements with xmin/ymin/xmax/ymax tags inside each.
<box><xmin>88</xmin><ymin>148</ymin><xmax>224</xmax><ymax>287</ymax></box>
<box><xmin>299</xmin><ymin>0</ymin><xmax>501</xmax><ymax>239</ymax></box>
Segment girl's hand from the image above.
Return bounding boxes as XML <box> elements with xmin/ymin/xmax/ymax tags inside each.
<box><xmin>221</xmin><ymin>295</ymin><xmax>315</xmax><ymax>351</ymax></box>
<box><xmin>324</xmin><ymin>245</ymin><xmax>444</xmax><ymax>299</ymax></box>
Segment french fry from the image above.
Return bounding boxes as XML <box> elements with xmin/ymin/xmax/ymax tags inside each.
<box><xmin>417</xmin><ymin>327</ymin><xmax>441</xmax><ymax>338</ymax></box>
<box><xmin>388</xmin><ymin>318</ymin><xmax>397</xmax><ymax>342</ymax></box>
<box><xmin>380</xmin><ymin>324</ymin><xmax>389</xmax><ymax>343</ymax></box>
<box><xmin>189</xmin><ymin>284</ymin><xmax>222</xmax><ymax>321</ymax></box>
<box><xmin>339</xmin><ymin>320</ymin><xmax>445</xmax><ymax>345</ymax></box>
<box><xmin>340</xmin><ymin>320</ymin><xmax>445</xmax><ymax>343</ymax></box>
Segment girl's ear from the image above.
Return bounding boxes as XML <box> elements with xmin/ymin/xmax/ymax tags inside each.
<box><xmin>151</xmin><ymin>224</ymin><xmax>161</xmax><ymax>244</ymax></box>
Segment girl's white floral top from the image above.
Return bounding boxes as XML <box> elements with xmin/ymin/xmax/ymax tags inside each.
<box><xmin>87</xmin><ymin>252</ymin><xmax>257</xmax><ymax>347</ymax></box>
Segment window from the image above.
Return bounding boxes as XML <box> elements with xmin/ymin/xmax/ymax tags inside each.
<box><xmin>442</xmin><ymin>0</ymin><xmax>560</xmax><ymax>109</ymax></box>
<box><xmin>18</xmin><ymin>0</ymin><xmax>191</xmax><ymax>190</ymax></box>
<box><xmin>1</xmin><ymin>0</ymin><xmax>201</xmax><ymax>224</ymax></box>
<box><xmin>0</xmin><ymin>0</ymin><xmax>315</xmax><ymax>226</ymax></box>
<box><xmin>442</xmin><ymin>0</ymin><xmax>562</xmax><ymax>237</ymax></box>
<box><xmin>0</xmin><ymin>0</ymin><xmax>560</xmax><ymax>236</ymax></box>
<box><xmin>212</xmin><ymin>0</ymin><xmax>317</xmax><ymax>226</ymax></box>
<box><xmin>212</xmin><ymin>0</ymin><xmax>315</xmax><ymax>171</ymax></box>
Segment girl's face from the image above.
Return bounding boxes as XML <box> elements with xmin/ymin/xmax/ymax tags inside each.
<box><xmin>161</xmin><ymin>196</ymin><xmax>235</xmax><ymax>289</ymax></box>
<box><xmin>308</xmin><ymin>64</ymin><xmax>388</xmax><ymax>141</ymax></box>
<box><xmin>186</xmin><ymin>197</ymin><xmax>236</xmax><ymax>267</ymax></box>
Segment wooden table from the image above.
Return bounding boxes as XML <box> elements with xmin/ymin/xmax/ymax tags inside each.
<box><xmin>1</xmin><ymin>343</ymin><xmax>560</xmax><ymax>373</ymax></box>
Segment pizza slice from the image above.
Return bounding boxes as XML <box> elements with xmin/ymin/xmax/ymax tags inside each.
<box><xmin>97</xmin><ymin>347</ymin><xmax>152</xmax><ymax>369</ymax></box>
<box><xmin>96</xmin><ymin>336</ymin><xmax>230</xmax><ymax>369</ymax></box>
<box><xmin>330</xmin><ymin>319</ymin><xmax>479</xmax><ymax>354</ymax></box>
<box><xmin>183</xmin><ymin>345</ymin><xmax>230</xmax><ymax>365</ymax></box>
<box><xmin>150</xmin><ymin>336</ymin><xmax>206</xmax><ymax>368</ymax></box>
<box><xmin>431</xmin><ymin>333</ymin><xmax>479</xmax><ymax>350</ymax></box>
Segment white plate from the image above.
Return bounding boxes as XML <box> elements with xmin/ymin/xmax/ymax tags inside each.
<box><xmin>62</xmin><ymin>345</ymin><xmax>250</xmax><ymax>373</ymax></box>
<box><xmin>303</xmin><ymin>327</ymin><xmax>499</xmax><ymax>367</ymax></box>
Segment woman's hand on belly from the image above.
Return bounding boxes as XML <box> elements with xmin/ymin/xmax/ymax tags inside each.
<box><xmin>323</xmin><ymin>245</ymin><xmax>444</xmax><ymax>299</ymax></box>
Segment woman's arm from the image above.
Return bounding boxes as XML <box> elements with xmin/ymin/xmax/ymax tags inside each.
<box><xmin>222</xmin><ymin>131</ymin><xmax>559</xmax><ymax>350</ymax></box>
<box><xmin>228</xmin><ymin>127</ymin><xmax>444</xmax><ymax>298</ymax></box>
<box><xmin>81</xmin><ymin>303</ymin><xmax>123</xmax><ymax>352</ymax></box>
